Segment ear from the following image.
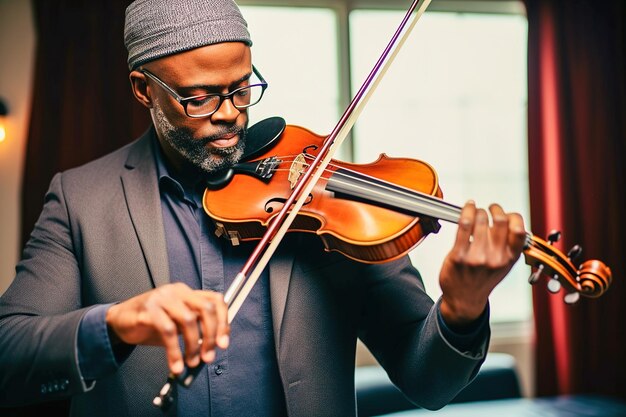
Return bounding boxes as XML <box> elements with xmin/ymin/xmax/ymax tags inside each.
<box><xmin>129</xmin><ymin>70</ymin><xmax>153</xmax><ymax>108</ymax></box>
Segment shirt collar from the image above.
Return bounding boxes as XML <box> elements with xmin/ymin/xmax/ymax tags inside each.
<box><xmin>153</xmin><ymin>136</ymin><xmax>204</xmax><ymax>207</ymax></box>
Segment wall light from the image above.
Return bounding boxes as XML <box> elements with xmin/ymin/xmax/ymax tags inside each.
<box><xmin>0</xmin><ymin>98</ymin><xmax>8</xmax><ymax>143</ymax></box>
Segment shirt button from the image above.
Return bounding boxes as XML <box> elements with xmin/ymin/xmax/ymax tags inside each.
<box><xmin>214</xmin><ymin>365</ymin><xmax>223</xmax><ymax>375</ymax></box>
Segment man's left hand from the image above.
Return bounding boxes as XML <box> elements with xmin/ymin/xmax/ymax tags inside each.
<box><xmin>439</xmin><ymin>201</ymin><xmax>526</xmax><ymax>328</ymax></box>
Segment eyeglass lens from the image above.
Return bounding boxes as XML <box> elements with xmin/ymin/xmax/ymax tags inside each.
<box><xmin>186</xmin><ymin>85</ymin><xmax>265</xmax><ymax>117</ymax></box>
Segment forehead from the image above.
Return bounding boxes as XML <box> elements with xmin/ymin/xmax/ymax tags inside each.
<box><xmin>146</xmin><ymin>42</ymin><xmax>252</xmax><ymax>85</ymax></box>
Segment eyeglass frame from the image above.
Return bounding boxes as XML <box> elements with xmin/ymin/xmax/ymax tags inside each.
<box><xmin>140</xmin><ymin>65</ymin><xmax>268</xmax><ymax>118</ymax></box>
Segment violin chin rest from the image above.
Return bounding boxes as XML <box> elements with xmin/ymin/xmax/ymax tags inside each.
<box><xmin>204</xmin><ymin>117</ymin><xmax>286</xmax><ymax>190</ymax></box>
<box><xmin>241</xmin><ymin>116</ymin><xmax>286</xmax><ymax>161</ymax></box>
<box><xmin>205</xmin><ymin>168</ymin><xmax>234</xmax><ymax>190</ymax></box>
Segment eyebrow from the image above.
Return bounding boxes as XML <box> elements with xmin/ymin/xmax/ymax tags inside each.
<box><xmin>182</xmin><ymin>72</ymin><xmax>253</xmax><ymax>93</ymax></box>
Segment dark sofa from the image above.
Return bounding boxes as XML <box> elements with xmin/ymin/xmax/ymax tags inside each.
<box><xmin>355</xmin><ymin>353</ymin><xmax>626</xmax><ymax>417</ymax></box>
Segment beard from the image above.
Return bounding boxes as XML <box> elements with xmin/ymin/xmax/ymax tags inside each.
<box><xmin>154</xmin><ymin>101</ymin><xmax>246</xmax><ymax>174</ymax></box>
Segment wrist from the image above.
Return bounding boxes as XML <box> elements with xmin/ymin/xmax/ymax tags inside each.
<box><xmin>440</xmin><ymin>296</ymin><xmax>487</xmax><ymax>329</ymax></box>
<box><xmin>105</xmin><ymin>304</ymin><xmax>122</xmax><ymax>345</ymax></box>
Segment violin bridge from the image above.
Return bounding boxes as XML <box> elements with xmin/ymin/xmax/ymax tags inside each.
<box><xmin>289</xmin><ymin>154</ymin><xmax>307</xmax><ymax>189</ymax></box>
<box><xmin>214</xmin><ymin>222</ymin><xmax>241</xmax><ymax>246</ymax></box>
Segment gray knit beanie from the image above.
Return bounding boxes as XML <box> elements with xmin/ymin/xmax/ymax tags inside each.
<box><xmin>124</xmin><ymin>0</ymin><xmax>252</xmax><ymax>70</ymax></box>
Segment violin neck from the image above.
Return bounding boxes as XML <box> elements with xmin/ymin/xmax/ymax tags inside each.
<box><xmin>326</xmin><ymin>168</ymin><xmax>462</xmax><ymax>224</ymax></box>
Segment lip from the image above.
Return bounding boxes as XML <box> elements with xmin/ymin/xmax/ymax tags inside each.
<box><xmin>210</xmin><ymin>132</ymin><xmax>239</xmax><ymax>148</ymax></box>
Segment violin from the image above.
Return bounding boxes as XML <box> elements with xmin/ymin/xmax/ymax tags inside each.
<box><xmin>204</xmin><ymin>117</ymin><xmax>612</xmax><ymax>303</ymax></box>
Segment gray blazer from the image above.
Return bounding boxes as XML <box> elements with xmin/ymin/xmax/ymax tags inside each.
<box><xmin>0</xmin><ymin>129</ymin><xmax>488</xmax><ymax>416</ymax></box>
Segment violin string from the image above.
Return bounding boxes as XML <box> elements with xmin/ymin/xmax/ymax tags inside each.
<box><xmin>273</xmin><ymin>158</ymin><xmax>585</xmax><ymax>292</ymax></box>
<box><xmin>272</xmin><ymin>154</ymin><xmax>462</xmax><ymax>219</ymax></box>
<box><xmin>331</xmin><ymin>174</ymin><xmax>461</xmax><ymax>223</ymax></box>
<box><xmin>270</xmin><ymin>155</ymin><xmax>533</xmax><ymax>240</ymax></box>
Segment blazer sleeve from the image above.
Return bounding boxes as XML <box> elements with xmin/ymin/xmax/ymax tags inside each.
<box><xmin>0</xmin><ymin>173</ymin><xmax>95</xmax><ymax>407</ymax></box>
<box><xmin>356</xmin><ymin>255</ymin><xmax>490</xmax><ymax>410</ymax></box>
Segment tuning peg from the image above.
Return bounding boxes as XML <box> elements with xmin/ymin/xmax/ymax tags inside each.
<box><xmin>528</xmin><ymin>264</ymin><xmax>544</xmax><ymax>284</ymax></box>
<box><xmin>547</xmin><ymin>230</ymin><xmax>561</xmax><ymax>244</ymax></box>
<box><xmin>567</xmin><ymin>244</ymin><xmax>582</xmax><ymax>262</ymax></box>
<box><xmin>564</xmin><ymin>292</ymin><xmax>580</xmax><ymax>305</ymax></box>
<box><xmin>547</xmin><ymin>277</ymin><xmax>561</xmax><ymax>293</ymax></box>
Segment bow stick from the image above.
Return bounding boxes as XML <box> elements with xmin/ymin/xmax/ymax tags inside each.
<box><xmin>226</xmin><ymin>0</ymin><xmax>433</xmax><ymax>322</ymax></box>
<box><xmin>154</xmin><ymin>0</ymin><xmax>433</xmax><ymax>407</ymax></box>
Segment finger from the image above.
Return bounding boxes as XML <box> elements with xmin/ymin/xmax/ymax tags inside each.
<box><xmin>151</xmin><ymin>306</ymin><xmax>185</xmax><ymax>375</ymax></box>
<box><xmin>467</xmin><ymin>208</ymin><xmax>489</xmax><ymax>258</ymax></box>
<box><xmin>161</xmin><ymin>298</ymin><xmax>201</xmax><ymax>368</ymax></box>
<box><xmin>507</xmin><ymin>212</ymin><xmax>527</xmax><ymax>255</ymax></box>
<box><xmin>186</xmin><ymin>296</ymin><xmax>217</xmax><ymax>362</ymax></box>
<box><xmin>452</xmin><ymin>201</ymin><xmax>476</xmax><ymax>259</ymax></box>
<box><xmin>202</xmin><ymin>292</ymin><xmax>230</xmax><ymax>349</ymax></box>
<box><xmin>488</xmin><ymin>204</ymin><xmax>509</xmax><ymax>251</ymax></box>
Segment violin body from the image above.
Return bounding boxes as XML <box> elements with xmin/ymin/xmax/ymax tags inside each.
<box><xmin>204</xmin><ymin>124</ymin><xmax>443</xmax><ymax>263</ymax></box>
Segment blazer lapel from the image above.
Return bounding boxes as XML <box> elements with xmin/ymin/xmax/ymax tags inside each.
<box><xmin>121</xmin><ymin>129</ymin><xmax>170</xmax><ymax>288</ymax></box>
<box><xmin>119</xmin><ymin>128</ymin><xmax>294</xmax><ymax>333</ymax></box>
<box><xmin>268</xmin><ymin>242</ymin><xmax>296</xmax><ymax>354</ymax></box>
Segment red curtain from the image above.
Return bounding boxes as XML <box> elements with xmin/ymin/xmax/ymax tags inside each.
<box><xmin>526</xmin><ymin>0</ymin><xmax>626</xmax><ymax>398</ymax></box>
<box><xmin>21</xmin><ymin>0</ymin><xmax>150</xmax><ymax>248</ymax></box>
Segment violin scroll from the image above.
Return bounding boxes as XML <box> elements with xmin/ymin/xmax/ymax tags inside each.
<box><xmin>577</xmin><ymin>259</ymin><xmax>613</xmax><ymax>298</ymax></box>
<box><xmin>523</xmin><ymin>231</ymin><xmax>612</xmax><ymax>303</ymax></box>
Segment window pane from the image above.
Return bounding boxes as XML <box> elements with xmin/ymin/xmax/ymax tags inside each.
<box><xmin>350</xmin><ymin>11</ymin><xmax>530</xmax><ymax>322</ymax></box>
<box><xmin>240</xmin><ymin>6</ymin><xmax>339</xmax><ymax>134</ymax></box>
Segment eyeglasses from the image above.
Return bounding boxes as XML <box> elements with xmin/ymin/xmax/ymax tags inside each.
<box><xmin>141</xmin><ymin>66</ymin><xmax>268</xmax><ymax>118</ymax></box>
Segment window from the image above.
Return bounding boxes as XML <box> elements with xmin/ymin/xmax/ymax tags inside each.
<box><xmin>241</xmin><ymin>6</ymin><xmax>340</xmax><ymax>135</ymax></box>
<box><xmin>241</xmin><ymin>2</ymin><xmax>530</xmax><ymax>323</ymax></box>
<box><xmin>350</xmin><ymin>10</ymin><xmax>529</xmax><ymax>322</ymax></box>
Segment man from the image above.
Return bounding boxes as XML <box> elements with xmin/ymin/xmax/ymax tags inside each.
<box><xmin>0</xmin><ymin>0</ymin><xmax>526</xmax><ymax>416</ymax></box>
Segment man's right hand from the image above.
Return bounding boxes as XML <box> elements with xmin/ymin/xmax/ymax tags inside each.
<box><xmin>105</xmin><ymin>283</ymin><xmax>229</xmax><ymax>375</ymax></box>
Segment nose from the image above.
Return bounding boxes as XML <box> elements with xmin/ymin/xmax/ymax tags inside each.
<box><xmin>211</xmin><ymin>96</ymin><xmax>240</xmax><ymax>123</ymax></box>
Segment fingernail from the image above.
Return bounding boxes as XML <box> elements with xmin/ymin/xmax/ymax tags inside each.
<box><xmin>188</xmin><ymin>355</ymin><xmax>200</xmax><ymax>367</ymax></box>
<box><xmin>218</xmin><ymin>335</ymin><xmax>229</xmax><ymax>348</ymax></box>
<box><xmin>203</xmin><ymin>350</ymin><xmax>216</xmax><ymax>363</ymax></box>
<box><xmin>172</xmin><ymin>360</ymin><xmax>184</xmax><ymax>374</ymax></box>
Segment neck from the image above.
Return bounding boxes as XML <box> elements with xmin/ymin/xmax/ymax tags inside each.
<box><xmin>155</xmin><ymin>130</ymin><xmax>194</xmax><ymax>171</ymax></box>
<box><xmin>155</xmin><ymin>134</ymin><xmax>206</xmax><ymax>189</ymax></box>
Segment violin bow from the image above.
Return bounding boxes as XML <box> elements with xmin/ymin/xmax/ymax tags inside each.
<box><xmin>153</xmin><ymin>0</ymin><xmax>433</xmax><ymax>407</ymax></box>
<box><xmin>226</xmin><ymin>0</ymin><xmax>433</xmax><ymax>323</ymax></box>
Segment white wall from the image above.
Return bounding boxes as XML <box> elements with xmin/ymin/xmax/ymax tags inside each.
<box><xmin>0</xmin><ymin>0</ymin><xmax>35</xmax><ymax>294</ymax></box>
